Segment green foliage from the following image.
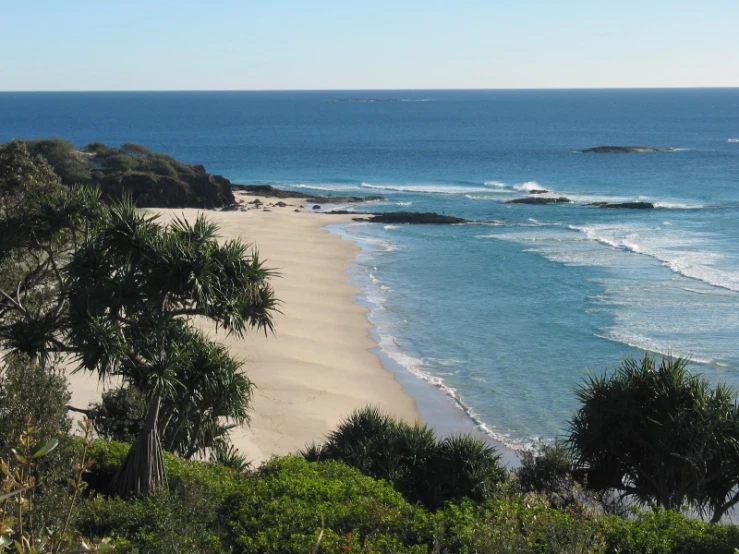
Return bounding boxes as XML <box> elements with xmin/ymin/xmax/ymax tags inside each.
<box><xmin>26</xmin><ymin>138</ymin><xmax>94</xmax><ymax>185</ymax></box>
<box><xmin>3</xmin><ymin>138</ymin><xmax>232</xmax><ymax>209</ymax></box>
<box><xmin>516</xmin><ymin>441</ymin><xmax>583</xmax><ymax>508</ymax></box>
<box><xmin>1</xmin><ymin>185</ymin><xmax>278</xmax><ymax>496</ymax></box>
<box><xmin>0</xmin><ymin>354</ymin><xmax>71</xmax><ymax>451</ymax></box>
<box><xmin>229</xmin><ymin>456</ymin><xmax>428</xmax><ymax>553</ymax></box>
<box><xmin>80</xmin><ymin>440</ymin><xmax>251</xmax><ymax>553</ymax></box>
<box><xmin>88</xmin><ymin>386</ymin><xmax>147</xmax><ymax>444</ymax></box>
<box><xmin>73</xmin><ymin>443</ymin><xmax>739</xmax><ymax>554</ymax></box>
<box><xmin>305</xmin><ymin>406</ymin><xmax>508</xmax><ymax>510</ymax></box>
<box><xmin>599</xmin><ymin>509</ymin><xmax>739</xmax><ymax>554</ymax></box>
<box><xmin>568</xmin><ymin>354</ymin><xmax>739</xmax><ymax>522</ymax></box>
<box><xmin>432</xmin><ymin>496</ymin><xmax>606</xmax><ymax>554</ymax></box>
<box><xmin>0</xmin><ymin>140</ymin><xmax>61</xmax><ymax>210</ymax></box>
<box><xmin>121</xmin><ymin>143</ymin><xmax>152</xmax><ymax>156</ymax></box>
<box><xmin>0</xmin><ymin>420</ymin><xmax>101</xmax><ymax>553</ymax></box>
<box><xmin>210</xmin><ymin>443</ymin><xmax>251</xmax><ymax>473</ymax></box>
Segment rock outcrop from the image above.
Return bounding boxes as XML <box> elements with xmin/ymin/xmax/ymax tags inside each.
<box><xmin>327</xmin><ymin>211</ymin><xmax>468</xmax><ymax>224</ymax></box>
<box><xmin>234</xmin><ymin>184</ymin><xmax>385</xmax><ymax>204</ymax></box>
<box><xmin>99</xmin><ymin>165</ymin><xmax>234</xmax><ymax>208</ymax></box>
<box><xmin>585</xmin><ymin>201</ymin><xmax>655</xmax><ymax>209</ymax></box>
<box><xmin>506</xmin><ymin>197</ymin><xmax>571</xmax><ymax>205</ymax></box>
<box><xmin>580</xmin><ymin>146</ymin><xmax>675</xmax><ymax>153</ymax></box>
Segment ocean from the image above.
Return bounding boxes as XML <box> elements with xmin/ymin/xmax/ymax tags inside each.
<box><xmin>2</xmin><ymin>89</ymin><xmax>738</xmax><ymax>451</ymax></box>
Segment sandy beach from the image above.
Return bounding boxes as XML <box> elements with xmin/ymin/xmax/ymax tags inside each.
<box><xmin>68</xmin><ymin>191</ymin><xmax>419</xmax><ymax>465</ymax></box>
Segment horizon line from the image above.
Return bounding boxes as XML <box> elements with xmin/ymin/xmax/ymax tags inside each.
<box><xmin>1</xmin><ymin>86</ymin><xmax>738</xmax><ymax>94</ymax></box>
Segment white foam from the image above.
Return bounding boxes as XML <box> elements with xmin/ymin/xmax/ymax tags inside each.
<box><xmin>483</xmin><ymin>180</ymin><xmax>508</xmax><ymax>188</ymax></box>
<box><xmin>596</xmin><ymin>332</ymin><xmax>714</xmax><ymax>366</ymax></box>
<box><xmin>570</xmin><ymin>223</ymin><xmax>739</xmax><ymax>292</ymax></box>
<box><xmin>465</xmin><ymin>193</ymin><xmax>510</xmax><ymax>200</ymax></box>
<box><xmin>374</xmin><ymin>333</ymin><xmax>526</xmax><ymax>450</ymax></box>
<box><xmin>383</xmin><ymin>225</ymin><xmax>398</xmax><ymax>230</ymax></box>
<box><xmin>514</xmin><ymin>181</ymin><xmax>546</xmax><ymax>192</ymax></box>
<box><xmin>291</xmin><ymin>183</ymin><xmax>363</xmax><ymax>192</ymax></box>
<box><xmin>396</xmin><ymin>201</ymin><xmax>413</xmax><ymax>206</ymax></box>
<box><xmin>653</xmin><ymin>201</ymin><xmax>708</xmax><ymax>209</ymax></box>
<box><xmin>361</xmin><ymin>182</ymin><xmax>485</xmax><ymax>195</ymax></box>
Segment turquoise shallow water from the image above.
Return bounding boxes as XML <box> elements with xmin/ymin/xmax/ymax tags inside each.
<box><xmin>2</xmin><ymin>89</ymin><xmax>739</xmax><ymax>449</ymax></box>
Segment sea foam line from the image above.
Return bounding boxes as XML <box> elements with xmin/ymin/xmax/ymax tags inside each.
<box><xmin>569</xmin><ymin>224</ymin><xmax>739</xmax><ymax>292</ymax></box>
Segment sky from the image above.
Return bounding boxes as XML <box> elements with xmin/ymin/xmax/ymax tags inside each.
<box><xmin>2</xmin><ymin>0</ymin><xmax>737</xmax><ymax>91</ymax></box>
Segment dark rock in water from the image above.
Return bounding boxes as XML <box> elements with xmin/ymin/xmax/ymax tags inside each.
<box><xmin>312</xmin><ymin>205</ymin><xmax>321</xmax><ymax>210</ymax></box>
<box><xmin>506</xmin><ymin>197</ymin><xmax>571</xmax><ymax>205</ymax></box>
<box><xmin>528</xmin><ymin>189</ymin><xmax>551</xmax><ymax>195</ymax></box>
<box><xmin>234</xmin><ymin>184</ymin><xmax>385</xmax><ymax>203</ymax></box>
<box><xmin>580</xmin><ymin>146</ymin><xmax>676</xmax><ymax>153</ymax></box>
<box><xmin>358</xmin><ymin>212</ymin><xmax>467</xmax><ymax>224</ymax></box>
<box><xmin>586</xmin><ymin>201</ymin><xmax>655</xmax><ymax>209</ymax></box>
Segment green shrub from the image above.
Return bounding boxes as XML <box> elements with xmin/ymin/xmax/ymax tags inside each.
<box><xmin>79</xmin><ymin>440</ymin><xmax>246</xmax><ymax>553</ymax></box>
<box><xmin>88</xmin><ymin>385</ymin><xmax>146</xmax><ymax>443</ymax></box>
<box><xmin>600</xmin><ymin>509</ymin><xmax>739</xmax><ymax>554</ymax></box>
<box><xmin>228</xmin><ymin>456</ymin><xmax>429</xmax><ymax>553</ymax></box>
<box><xmin>305</xmin><ymin>406</ymin><xmax>508</xmax><ymax>510</ymax></box>
<box><xmin>433</xmin><ymin>496</ymin><xmax>606</xmax><ymax>554</ymax></box>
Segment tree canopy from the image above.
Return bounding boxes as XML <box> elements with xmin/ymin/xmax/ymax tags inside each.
<box><xmin>0</xmin><ymin>149</ymin><xmax>279</xmax><ymax>496</ymax></box>
<box><xmin>568</xmin><ymin>354</ymin><xmax>739</xmax><ymax>522</ymax></box>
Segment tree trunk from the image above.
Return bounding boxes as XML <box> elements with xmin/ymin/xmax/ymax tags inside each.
<box><xmin>110</xmin><ymin>395</ymin><xmax>166</xmax><ymax>497</ymax></box>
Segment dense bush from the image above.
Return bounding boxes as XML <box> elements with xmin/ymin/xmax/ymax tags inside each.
<box><xmin>74</xmin><ymin>441</ymin><xmax>739</xmax><ymax>554</ymax></box>
<box><xmin>88</xmin><ymin>385</ymin><xmax>147</xmax><ymax>443</ymax></box>
<box><xmin>304</xmin><ymin>406</ymin><xmax>508</xmax><ymax>510</ymax></box>
<box><xmin>599</xmin><ymin>509</ymin><xmax>739</xmax><ymax>554</ymax></box>
<box><xmin>432</xmin><ymin>497</ymin><xmax>606</xmax><ymax>554</ymax></box>
<box><xmin>228</xmin><ymin>456</ymin><xmax>429</xmax><ymax>554</ymax></box>
<box><xmin>26</xmin><ymin>138</ymin><xmax>94</xmax><ymax>184</ymax></box>
<box><xmin>515</xmin><ymin>441</ymin><xmax>584</xmax><ymax>508</ymax></box>
<box><xmin>79</xmin><ymin>440</ymin><xmax>246</xmax><ymax>552</ymax></box>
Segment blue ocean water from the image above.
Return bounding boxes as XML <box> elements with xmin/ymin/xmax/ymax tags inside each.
<box><xmin>2</xmin><ymin>89</ymin><xmax>739</xmax><ymax>449</ymax></box>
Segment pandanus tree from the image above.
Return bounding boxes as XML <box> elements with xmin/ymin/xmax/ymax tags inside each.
<box><xmin>568</xmin><ymin>354</ymin><xmax>739</xmax><ymax>522</ymax></box>
<box><xmin>64</xmin><ymin>202</ymin><xmax>277</xmax><ymax>496</ymax></box>
<box><xmin>0</xmin><ymin>160</ymin><xmax>278</xmax><ymax>496</ymax></box>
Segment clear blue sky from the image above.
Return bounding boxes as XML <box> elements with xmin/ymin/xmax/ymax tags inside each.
<box><xmin>2</xmin><ymin>0</ymin><xmax>737</xmax><ymax>91</ymax></box>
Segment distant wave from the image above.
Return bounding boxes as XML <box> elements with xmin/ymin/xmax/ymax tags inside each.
<box><xmin>570</xmin><ymin>223</ymin><xmax>739</xmax><ymax>292</ymax></box>
<box><xmin>595</xmin><ymin>332</ymin><xmax>715</xmax><ymax>366</ymax></box>
<box><xmin>653</xmin><ymin>201</ymin><xmax>709</xmax><ymax>209</ymax></box>
<box><xmin>396</xmin><ymin>201</ymin><xmax>413</xmax><ymax>206</ymax></box>
<box><xmin>291</xmin><ymin>183</ymin><xmax>363</xmax><ymax>192</ymax></box>
<box><xmin>360</xmin><ymin>182</ymin><xmax>485</xmax><ymax>195</ymax></box>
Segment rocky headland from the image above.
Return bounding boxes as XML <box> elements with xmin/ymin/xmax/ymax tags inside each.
<box><xmin>22</xmin><ymin>139</ymin><xmax>235</xmax><ymax>208</ymax></box>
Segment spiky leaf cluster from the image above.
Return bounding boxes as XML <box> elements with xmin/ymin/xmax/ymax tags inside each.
<box><xmin>568</xmin><ymin>354</ymin><xmax>739</xmax><ymax>522</ymax></box>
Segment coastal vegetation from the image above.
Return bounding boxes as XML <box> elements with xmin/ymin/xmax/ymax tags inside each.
<box><xmin>8</xmin><ymin>138</ymin><xmax>235</xmax><ymax>208</ymax></box>
<box><xmin>3</xmin><ymin>140</ymin><xmax>739</xmax><ymax>552</ymax></box>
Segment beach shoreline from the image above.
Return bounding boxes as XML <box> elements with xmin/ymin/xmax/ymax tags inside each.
<box><xmin>167</xmin><ymin>193</ymin><xmax>425</xmax><ymax>465</ymax></box>
<box><xmin>67</xmin><ymin>191</ymin><xmax>519</xmax><ymax>466</ymax></box>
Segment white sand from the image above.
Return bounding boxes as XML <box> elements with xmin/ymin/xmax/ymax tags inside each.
<box><xmin>67</xmin><ymin>193</ymin><xmax>419</xmax><ymax>465</ymax></box>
